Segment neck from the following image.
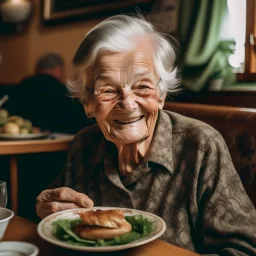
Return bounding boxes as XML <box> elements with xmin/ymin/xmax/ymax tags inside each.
<box><xmin>116</xmin><ymin>134</ymin><xmax>154</xmax><ymax>176</ymax></box>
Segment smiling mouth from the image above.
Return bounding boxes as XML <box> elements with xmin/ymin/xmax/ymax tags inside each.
<box><xmin>114</xmin><ymin>115</ymin><xmax>144</xmax><ymax>125</ymax></box>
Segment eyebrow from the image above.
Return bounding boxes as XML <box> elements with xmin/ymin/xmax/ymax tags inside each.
<box><xmin>132</xmin><ymin>71</ymin><xmax>155</xmax><ymax>84</ymax></box>
<box><xmin>133</xmin><ymin>69</ymin><xmax>152</xmax><ymax>77</ymax></box>
<box><xmin>93</xmin><ymin>73</ymin><xmax>114</xmax><ymax>85</ymax></box>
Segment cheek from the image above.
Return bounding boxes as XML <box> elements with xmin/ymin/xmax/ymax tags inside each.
<box><xmin>94</xmin><ymin>100</ymin><xmax>117</xmax><ymax>121</ymax></box>
<box><xmin>139</xmin><ymin>93</ymin><xmax>160</xmax><ymax>113</ymax></box>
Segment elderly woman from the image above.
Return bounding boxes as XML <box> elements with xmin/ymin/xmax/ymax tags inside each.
<box><xmin>36</xmin><ymin>15</ymin><xmax>256</xmax><ymax>255</ymax></box>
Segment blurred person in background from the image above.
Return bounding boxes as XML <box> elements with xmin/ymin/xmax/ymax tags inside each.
<box><xmin>5</xmin><ymin>53</ymin><xmax>93</xmax><ymax>222</ymax></box>
<box><xmin>7</xmin><ymin>52</ymin><xmax>91</xmax><ymax>134</ymax></box>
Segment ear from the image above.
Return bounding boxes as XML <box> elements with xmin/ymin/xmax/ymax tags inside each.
<box><xmin>83</xmin><ymin>103</ymin><xmax>95</xmax><ymax>117</ymax></box>
<box><xmin>158</xmin><ymin>92</ymin><xmax>167</xmax><ymax>109</ymax></box>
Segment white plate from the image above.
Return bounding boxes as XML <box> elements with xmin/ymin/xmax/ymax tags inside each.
<box><xmin>0</xmin><ymin>132</ymin><xmax>50</xmax><ymax>140</ymax></box>
<box><xmin>0</xmin><ymin>241</ymin><xmax>39</xmax><ymax>256</ymax></box>
<box><xmin>37</xmin><ymin>207</ymin><xmax>166</xmax><ymax>252</ymax></box>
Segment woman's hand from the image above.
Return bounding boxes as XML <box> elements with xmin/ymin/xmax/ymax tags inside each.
<box><xmin>36</xmin><ymin>187</ymin><xmax>94</xmax><ymax>219</ymax></box>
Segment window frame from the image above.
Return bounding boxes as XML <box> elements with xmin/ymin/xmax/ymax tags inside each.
<box><xmin>237</xmin><ymin>0</ymin><xmax>256</xmax><ymax>81</ymax></box>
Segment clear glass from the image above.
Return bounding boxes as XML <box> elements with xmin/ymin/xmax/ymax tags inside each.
<box><xmin>0</xmin><ymin>181</ymin><xmax>7</xmax><ymax>208</ymax></box>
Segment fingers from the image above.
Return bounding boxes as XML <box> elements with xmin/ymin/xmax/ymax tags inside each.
<box><xmin>37</xmin><ymin>187</ymin><xmax>94</xmax><ymax>208</ymax></box>
<box><xmin>36</xmin><ymin>201</ymin><xmax>82</xmax><ymax>219</ymax></box>
<box><xmin>36</xmin><ymin>187</ymin><xmax>94</xmax><ymax>219</ymax></box>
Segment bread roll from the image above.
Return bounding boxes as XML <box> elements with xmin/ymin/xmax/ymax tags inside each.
<box><xmin>74</xmin><ymin>209</ymin><xmax>132</xmax><ymax>240</ymax></box>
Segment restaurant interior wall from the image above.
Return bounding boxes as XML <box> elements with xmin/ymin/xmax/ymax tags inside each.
<box><xmin>0</xmin><ymin>0</ymin><xmax>100</xmax><ymax>84</ymax></box>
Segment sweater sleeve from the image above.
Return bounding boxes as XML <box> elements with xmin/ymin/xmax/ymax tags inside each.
<box><xmin>196</xmin><ymin>132</ymin><xmax>256</xmax><ymax>255</ymax></box>
<box><xmin>48</xmin><ymin>125</ymin><xmax>101</xmax><ymax>191</ymax></box>
<box><xmin>48</xmin><ymin>133</ymin><xmax>83</xmax><ymax>189</ymax></box>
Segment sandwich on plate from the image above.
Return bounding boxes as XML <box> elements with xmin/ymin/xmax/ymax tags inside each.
<box><xmin>74</xmin><ymin>209</ymin><xmax>132</xmax><ymax>240</ymax></box>
<box><xmin>52</xmin><ymin>208</ymin><xmax>153</xmax><ymax>246</ymax></box>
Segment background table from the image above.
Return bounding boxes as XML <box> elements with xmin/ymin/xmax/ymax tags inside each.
<box><xmin>0</xmin><ymin>133</ymin><xmax>74</xmax><ymax>213</ymax></box>
<box><xmin>3</xmin><ymin>215</ymin><xmax>199</xmax><ymax>256</ymax></box>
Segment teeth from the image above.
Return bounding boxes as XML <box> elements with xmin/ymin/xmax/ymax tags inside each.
<box><xmin>115</xmin><ymin>116</ymin><xmax>143</xmax><ymax>124</ymax></box>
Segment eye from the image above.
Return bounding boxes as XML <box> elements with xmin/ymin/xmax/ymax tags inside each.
<box><xmin>104</xmin><ymin>89</ymin><xmax>115</xmax><ymax>93</ymax></box>
<box><xmin>138</xmin><ymin>84</ymin><xmax>150</xmax><ymax>89</ymax></box>
<box><xmin>101</xmin><ymin>87</ymin><xmax>118</xmax><ymax>94</ymax></box>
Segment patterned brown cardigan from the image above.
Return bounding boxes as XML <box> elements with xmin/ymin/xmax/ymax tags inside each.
<box><xmin>51</xmin><ymin>110</ymin><xmax>256</xmax><ymax>255</ymax></box>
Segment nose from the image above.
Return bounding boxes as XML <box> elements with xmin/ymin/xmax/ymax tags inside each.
<box><xmin>118</xmin><ymin>88</ymin><xmax>138</xmax><ymax>112</ymax></box>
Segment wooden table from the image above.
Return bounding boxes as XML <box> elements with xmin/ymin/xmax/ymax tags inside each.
<box><xmin>0</xmin><ymin>133</ymin><xmax>74</xmax><ymax>213</ymax></box>
<box><xmin>2</xmin><ymin>215</ymin><xmax>199</xmax><ymax>256</ymax></box>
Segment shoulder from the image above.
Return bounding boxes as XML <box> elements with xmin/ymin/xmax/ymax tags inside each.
<box><xmin>162</xmin><ymin>109</ymin><xmax>226</xmax><ymax>149</ymax></box>
<box><xmin>18</xmin><ymin>74</ymin><xmax>60</xmax><ymax>90</ymax></box>
<box><xmin>20</xmin><ymin>74</ymin><xmax>53</xmax><ymax>83</ymax></box>
<box><xmin>17</xmin><ymin>75</ymin><xmax>38</xmax><ymax>88</ymax></box>
<box><xmin>76</xmin><ymin>123</ymin><xmax>102</xmax><ymax>139</ymax></box>
<box><xmin>163</xmin><ymin>109</ymin><xmax>220</xmax><ymax>135</ymax></box>
<box><xmin>69</xmin><ymin>124</ymin><xmax>103</xmax><ymax>153</ymax></box>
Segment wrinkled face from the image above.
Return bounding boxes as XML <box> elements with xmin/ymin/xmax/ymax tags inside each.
<box><xmin>84</xmin><ymin>43</ymin><xmax>165</xmax><ymax>145</ymax></box>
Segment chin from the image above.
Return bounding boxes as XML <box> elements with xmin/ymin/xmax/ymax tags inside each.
<box><xmin>110</xmin><ymin>131</ymin><xmax>149</xmax><ymax>145</ymax></box>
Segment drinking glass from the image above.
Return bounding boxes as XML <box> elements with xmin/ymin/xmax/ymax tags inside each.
<box><xmin>0</xmin><ymin>181</ymin><xmax>7</xmax><ymax>208</ymax></box>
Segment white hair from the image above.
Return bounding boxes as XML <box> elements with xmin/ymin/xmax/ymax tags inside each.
<box><xmin>67</xmin><ymin>14</ymin><xmax>180</xmax><ymax>103</ymax></box>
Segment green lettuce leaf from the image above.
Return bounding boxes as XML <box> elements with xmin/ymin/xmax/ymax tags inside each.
<box><xmin>52</xmin><ymin>214</ymin><xmax>153</xmax><ymax>247</ymax></box>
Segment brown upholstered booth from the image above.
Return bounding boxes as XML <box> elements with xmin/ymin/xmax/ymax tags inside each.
<box><xmin>164</xmin><ymin>102</ymin><xmax>256</xmax><ymax>207</ymax></box>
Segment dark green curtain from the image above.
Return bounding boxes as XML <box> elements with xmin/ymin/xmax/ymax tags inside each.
<box><xmin>177</xmin><ymin>0</ymin><xmax>235</xmax><ymax>91</ymax></box>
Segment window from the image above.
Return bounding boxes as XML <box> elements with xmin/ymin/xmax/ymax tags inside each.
<box><xmin>228</xmin><ymin>0</ymin><xmax>256</xmax><ymax>81</ymax></box>
<box><xmin>244</xmin><ymin>0</ymin><xmax>256</xmax><ymax>79</ymax></box>
<box><xmin>227</xmin><ymin>0</ymin><xmax>246</xmax><ymax>72</ymax></box>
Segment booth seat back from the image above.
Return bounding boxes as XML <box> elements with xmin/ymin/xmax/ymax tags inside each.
<box><xmin>164</xmin><ymin>102</ymin><xmax>256</xmax><ymax>207</ymax></box>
